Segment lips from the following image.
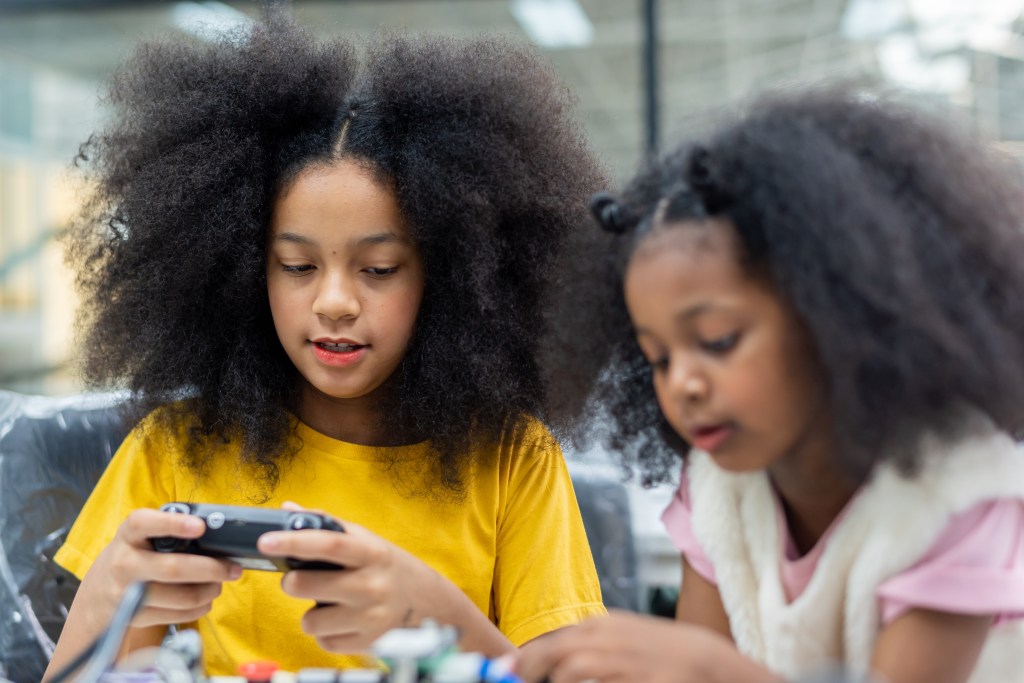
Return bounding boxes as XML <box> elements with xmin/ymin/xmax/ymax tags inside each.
<box><xmin>688</xmin><ymin>423</ymin><xmax>734</xmax><ymax>453</ymax></box>
<box><xmin>316</xmin><ymin>341</ymin><xmax>361</xmax><ymax>353</ymax></box>
<box><xmin>310</xmin><ymin>338</ymin><xmax>367</xmax><ymax>367</ymax></box>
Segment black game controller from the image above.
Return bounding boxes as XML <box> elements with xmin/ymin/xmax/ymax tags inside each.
<box><xmin>150</xmin><ymin>502</ymin><xmax>345</xmax><ymax>571</ymax></box>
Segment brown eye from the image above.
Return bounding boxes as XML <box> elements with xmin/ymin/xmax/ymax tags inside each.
<box><xmin>700</xmin><ymin>333</ymin><xmax>739</xmax><ymax>354</ymax></box>
<box><xmin>647</xmin><ymin>355</ymin><xmax>669</xmax><ymax>372</ymax></box>
<box><xmin>364</xmin><ymin>267</ymin><xmax>398</xmax><ymax>277</ymax></box>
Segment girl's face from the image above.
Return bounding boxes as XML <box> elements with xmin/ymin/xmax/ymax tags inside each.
<box><xmin>624</xmin><ymin>218</ymin><xmax>832</xmax><ymax>474</ymax></box>
<box><xmin>267</xmin><ymin>159</ymin><xmax>424</xmax><ymax>423</ymax></box>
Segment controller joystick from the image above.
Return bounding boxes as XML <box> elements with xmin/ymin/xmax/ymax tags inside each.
<box><xmin>151</xmin><ymin>503</ymin><xmax>193</xmax><ymax>552</ymax></box>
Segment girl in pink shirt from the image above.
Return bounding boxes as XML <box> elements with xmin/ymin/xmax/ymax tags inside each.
<box><xmin>517</xmin><ymin>86</ymin><xmax>1024</xmax><ymax>683</ymax></box>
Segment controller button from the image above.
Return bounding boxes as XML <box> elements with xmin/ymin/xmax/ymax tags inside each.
<box><xmin>206</xmin><ymin>512</ymin><xmax>226</xmax><ymax>529</ymax></box>
<box><xmin>289</xmin><ymin>514</ymin><xmax>317</xmax><ymax>530</ymax></box>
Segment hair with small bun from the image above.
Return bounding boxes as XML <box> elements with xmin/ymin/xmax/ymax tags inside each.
<box><xmin>544</xmin><ymin>85</ymin><xmax>1024</xmax><ymax>485</ymax></box>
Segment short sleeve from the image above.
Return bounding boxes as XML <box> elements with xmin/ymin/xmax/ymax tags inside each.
<box><xmin>491</xmin><ymin>427</ymin><xmax>606</xmax><ymax>645</ymax></box>
<box><xmin>877</xmin><ymin>499</ymin><xmax>1024</xmax><ymax>624</ymax></box>
<box><xmin>54</xmin><ymin>419</ymin><xmax>177</xmax><ymax>580</ymax></box>
<box><xmin>660</xmin><ymin>465</ymin><xmax>717</xmax><ymax>585</ymax></box>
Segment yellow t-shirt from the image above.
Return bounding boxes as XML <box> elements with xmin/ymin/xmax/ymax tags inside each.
<box><xmin>55</xmin><ymin>413</ymin><xmax>605</xmax><ymax>676</ymax></box>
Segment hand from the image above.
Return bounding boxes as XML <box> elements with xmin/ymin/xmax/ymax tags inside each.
<box><xmin>257</xmin><ymin>502</ymin><xmax>434</xmax><ymax>653</ymax></box>
<box><xmin>83</xmin><ymin>507</ymin><xmax>243</xmax><ymax>632</ymax></box>
<box><xmin>514</xmin><ymin>611</ymin><xmax>777</xmax><ymax>683</ymax></box>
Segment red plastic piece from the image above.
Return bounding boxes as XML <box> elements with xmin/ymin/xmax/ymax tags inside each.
<box><xmin>238</xmin><ymin>660</ymin><xmax>280</xmax><ymax>682</ymax></box>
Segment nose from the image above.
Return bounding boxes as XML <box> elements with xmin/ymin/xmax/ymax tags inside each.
<box><xmin>311</xmin><ymin>270</ymin><xmax>360</xmax><ymax>321</ymax></box>
<box><xmin>665</xmin><ymin>355</ymin><xmax>710</xmax><ymax>404</ymax></box>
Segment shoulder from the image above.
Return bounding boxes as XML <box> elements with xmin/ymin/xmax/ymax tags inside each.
<box><xmin>130</xmin><ymin>401</ymin><xmax>199</xmax><ymax>442</ymax></box>
<box><xmin>871</xmin><ymin>420</ymin><xmax>1024</xmax><ymax>513</ymax></box>
<box><xmin>877</xmin><ymin>498</ymin><xmax>1024</xmax><ymax>624</ymax></box>
<box><xmin>478</xmin><ymin>416</ymin><xmax>571</xmax><ymax>496</ymax></box>
<box><xmin>117</xmin><ymin>400</ymin><xmax>215</xmax><ymax>464</ymax></box>
<box><xmin>494</xmin><ymin>415</ymin><xmax>562</xmax><ymax>461</ymax></box>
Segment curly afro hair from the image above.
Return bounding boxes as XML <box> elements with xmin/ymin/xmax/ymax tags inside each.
<box><xmin>542</xmin><ymin>85</ymin><xmax>1024</xmax><ymax>486</ymax></box>
<box><xmin>68</xmin><ymin>10</ymin><xmax>606</xmax><ymax>495</ymax></box>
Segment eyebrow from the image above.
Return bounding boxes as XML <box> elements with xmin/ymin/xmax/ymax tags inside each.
<box><xmin>274</xmin><ymin>231</ymin><xmax>317</xmax><ymax>246</ymax></box>
<box><xmin>273</xmin><ymin>231</ymin><xmax>406</xmax><ymax>248</ymax></box>
<box><xmin>633</xmin><ymin>303</ymin><xmax>715</xmax><ymax>337</ymax></box>
<box><xmin>356</xmin><ymin>233</ymin><xmax>404</xmax><ymax>247</ymax></box>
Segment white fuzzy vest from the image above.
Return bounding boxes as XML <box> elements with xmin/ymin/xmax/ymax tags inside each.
<box><xmin>687</xmin><ymin>416</ymin><xmax>1024</xmax><ymax>682</ymax></box>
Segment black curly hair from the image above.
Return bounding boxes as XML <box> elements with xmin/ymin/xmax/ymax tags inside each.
<box><xmin>542</xmin><ymin>85</ymin><xmax>1024</xmax><ymax>486</ymax></box>
<box><xmin>68</xmin><ymin>10</ymin><xmax>606</xmax><ymax>496</ymax></box>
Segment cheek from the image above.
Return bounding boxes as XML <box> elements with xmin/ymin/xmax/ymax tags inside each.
<box><xmin>266</xmin><ymin>283</ymin><xmax>289</xmax><ymax>322</ymax></box>
<box><xmin>266</xmin><ymin>281</ymin><xmax>305</xmax><ymax>340</ymax></box>
<box><xmin>377</xmin><ymin>288</ymin><xmax>423</xmax><ymax>341</ymax></box>
<box><xmin>651</xmin><ymin>374</ymin><xmax>685</xmax><ymax>433</ymax></box>
<box><xmin>730</xmin><ymin>362</ymin><xmax>789</xmax><ymax>418</ymax></box>
<box><xmin>729</xmin><ymin>350</ymin><xmax>817</xmax><ymax>433</ymax></box>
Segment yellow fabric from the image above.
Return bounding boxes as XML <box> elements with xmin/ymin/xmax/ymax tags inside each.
<box><xmin>55</xmin><ymin>413</ymin><xmax>605</xmax><ymax>676</ymax></box>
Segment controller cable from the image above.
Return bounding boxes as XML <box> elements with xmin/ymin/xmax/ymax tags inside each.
<box><xmin>46</xmin><ymin>581</ymin><xmax>149</xmax><ymax>683</ymax></box>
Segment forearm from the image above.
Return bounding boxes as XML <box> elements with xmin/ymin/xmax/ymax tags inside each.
<box><xmin>45</xmin><ymin>585</ymin><xmax>164</xmax><ymax>681</ymax></box>
<box><xmin>695</xmin><ymin>644</ymin><xmax>783</xmax><ymax>683</ymax></box>
<box><xmin>45</xmin><ymin>565</ymin><xmax>168</xmax><ymax>681</ymax></box>
<box><xmin>45</xmin><ymin>570</ymin><xmax>114</xmax><ymax>681</ymax></box>
<box><xmin>414</xmin><ymin>568</ymin><xmax>514</xmax><ymax>657</ymax></box>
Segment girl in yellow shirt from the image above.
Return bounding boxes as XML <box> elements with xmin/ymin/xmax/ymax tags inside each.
<box><xmin>47</xmin><ymin>9</ymin><xmax>605</xmax><ymax>679</ymax></box>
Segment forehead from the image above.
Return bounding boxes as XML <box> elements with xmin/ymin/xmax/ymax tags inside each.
<box><xmin>269</xmin><ymin>159</ymin><xmax>410</xmax><ymax>242</ymax></box>
<box><xmin>628</xmin><ymin>217</ymin><xmax>746</xmax><ymax>286</ymax></box>
<box><xmin>624</xmin><ymin>218</ymin><xmax>771</xmax><ymax>320</ymax></box>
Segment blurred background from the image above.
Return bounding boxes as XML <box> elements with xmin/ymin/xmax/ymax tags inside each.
<box><xmin>3</xmin><ymin>0</ymin><xmax>1024</xmax><ymax>393</ymax></box>
<box><xmin>3</xmin><ymin>0</ymin><xmax>1024</xmax><ymax>616</ymax></box>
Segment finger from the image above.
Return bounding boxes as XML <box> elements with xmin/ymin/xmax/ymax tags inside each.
<box><xmin>515</xmin><ymin>631</ymin><xmax>575</xmax><ymax>683</ymax></box>
<box><xmin>143</xmin><ymin>581</ymin><xmax>223</xmax><ymax>611</ymax></box>
<box><xmin>280</xmin><ymin>566</ymin><xmax>348</xmax><ymax>604</ymax></box>
<box><xmin>281</xmin><ymin>501</ymin><xmax>341</xmax><ymax>525</ymax></box>
<box><xmin>300</xmin><ymin>602</ymin><xmax>375</xmax><ymax>641</ymax></box>
<box><xmin>147</xmin><ymin>552</ymin><xmax>243</xmax><ymax>585</ymax></box>
<box><xmin>316</xmin><ymin>632</ymin><xmax>375</xmax><ymax>654</ymax></box>
<box><xmin>133</xmin><ymin>604</ymin><xmax>215</xmax><ymax>629</ymax></box>
<box><xmin>299</xmin><ymin>602</ymin><xmax>379</xmax><ymax>653</ymax></box>
<box><xmin>282</xmin><ymin>561</ymin><xmax>401</xmax><ymax>608</ymax></box>
<box><xmin>258</xmin><ymin>526</ymin><xmax>379</xmax><ymax>569</ymax></box>
<box><xmin>550</xmin><ymin>650</ymin><xmax>621</xmax><ymax>683</ymax></box>
<box><xmin>119</xmin><ymin>508</ymin><xmax>206</xmax><ymax>546</ymax></box>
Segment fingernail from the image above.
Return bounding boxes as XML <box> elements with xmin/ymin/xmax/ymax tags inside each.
<box><xmin>185</xmin><ymin>517</ymin><xmax>204</xmax><ymax>533</ymax></box>
<box><xmin>260</xmin><ymin>533</ymin><xmax>281</xmax><ymax>550</ymax></box>
<box><xmin>229</xmin><ymin>564</ymin><xmax>243</xmax><ymax>579</ymax></box>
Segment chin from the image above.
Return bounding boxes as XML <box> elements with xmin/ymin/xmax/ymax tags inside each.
<box><xmin>708</xmin><ymin>452</ymin><xmax>764</xmax><ymax>473</ymax></box>
<box><xmin>317</xmin><ymin>386</ymin><xmax>374</xmax><ymax>401</ymax></box>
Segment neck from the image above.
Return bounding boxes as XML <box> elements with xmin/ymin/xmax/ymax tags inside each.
<box><xmin>767</xmin><ymin>414</ymin><xmax>860</xmax><ymax>556</ymax></box>
<box><xmin>297</xmin><ymin>383</ymin><xmax>395</xmax><ymax>446</ymax></box>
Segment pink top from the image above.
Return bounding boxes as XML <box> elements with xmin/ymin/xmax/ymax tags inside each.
<box><xmin>662</xmin><ymin>468</ymin><xmax>1024</xmax><ymax>624</ymax></box>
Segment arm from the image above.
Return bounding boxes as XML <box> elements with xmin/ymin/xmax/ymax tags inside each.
<box><xmin>511</xmin><ymin>551</ymin><xmax>773</xmax><ymax>683</ymax></box>
<box><xmin>676</xmin><ymin>555</ymin><xmax>733</xmax><ymax>641</ymax></box>
<box><xmin>676</xmin><ymin>561</ymin><xmax>992</xmax><ymax>683</ymax></box>
<box><xmin>45</xmin><ymin>509</ymin><xmax>242</xmax><ymax>681</ymax></box>
<box><xmin>871</xmin><ymin>609</ymin><xmax>991</xmax><ymax>683</ymax></box>
<box><xmin>513</xmin><ymin>611</ymin><xmax>781</xmax><ymax>683</ymax></box>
